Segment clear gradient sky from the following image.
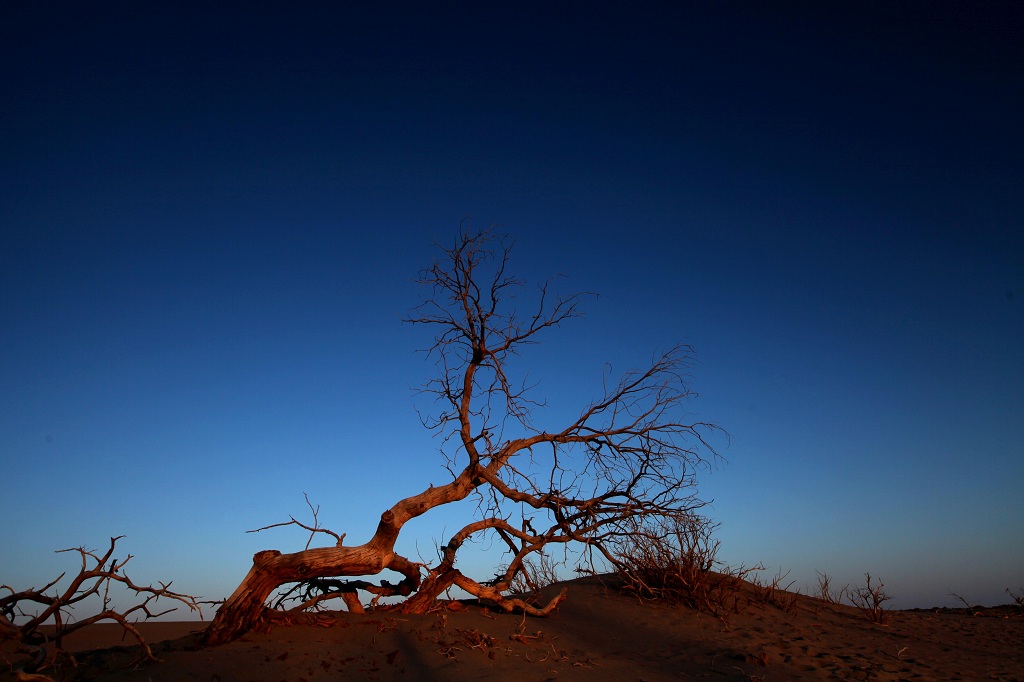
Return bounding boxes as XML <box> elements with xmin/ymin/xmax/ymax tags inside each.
<box><xmin>2</xmin><ymin>2</ymin><xmax>1021</xmax><ymax>614</ymax></box>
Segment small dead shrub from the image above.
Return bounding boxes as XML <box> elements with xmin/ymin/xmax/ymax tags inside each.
<box><xmin>751</xmin><ymin>569</ymin><xmax>802</xmax><ymax>612</ymax></box>
<box><xmin>504</xmin><ymin>551</ymin><xmax>562</xmax><ymax>597</ymax></box>
<box><xmin>815</xmin><ymin>570</ymin><xmax>847</xmax><ymax>605</ymax></box>
<box><xmin>1007</xmin><ymin>587</ymin><xmax>1024</xmax><ymax>608</ymax></box>
<box><xmin>848</xmin><ymin>573</ymin><xmax>893</xmax><ymax>624</ymax></box>
<box><xmin>611</xmin><ymin>515</ymin><xmax>757</xmax><ymax>617</ymax></box>
<box><xmin>949</xmin><ymin>592</ymin><xmax>982</xmax><ymax>616</ymax></box>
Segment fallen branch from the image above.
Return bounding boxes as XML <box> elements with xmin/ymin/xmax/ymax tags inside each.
<box><xmin>1</xmin><ymin>536</ymin><xmax>201</xmax><ymax>676</ymax></box>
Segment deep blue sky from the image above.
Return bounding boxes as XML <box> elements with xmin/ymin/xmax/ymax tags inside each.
<box><xmin>2</xmin><ymin>2</ymin><xmax>1021</xmax><ymax>613</ymax></box>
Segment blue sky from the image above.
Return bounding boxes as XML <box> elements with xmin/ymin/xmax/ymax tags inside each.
<box><xmin>2</xmin><ymin>2</ymin><xmax>1021</xmax><ymax>615</ymax></box>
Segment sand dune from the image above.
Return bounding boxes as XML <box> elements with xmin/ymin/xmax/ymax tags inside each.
<box><xmin>6</xmin><ymin>575</ymin><xmax>1022</xmax><ymax>681</ymax></box>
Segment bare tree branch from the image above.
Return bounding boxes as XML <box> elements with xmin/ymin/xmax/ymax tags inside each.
<box><xmin>247</xmin><ymin>492</ymin><xmax>346</xmax><ymax>549</ymax></box>
<box><xmin>1</xmin><ymin>536</ymin><xmax>202</xmax><ymax>676</ymax></box>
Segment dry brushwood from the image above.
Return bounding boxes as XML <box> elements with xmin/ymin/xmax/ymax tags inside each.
<box><xmin>611</xmin><ymin>514</ymin><xmax>756</xmax><ymax>617</ymax></box>
<box><xmin>1</xmin><ymin>536</ymin><xmax>201</xmax><ymax>676</ymax></box>
<box><xmin>848</xmin><ymin>573</ymin><xmax>893</xmax><ymax>624</ymax></box>
<box><xmin>1007</xmin><ymin>587</ymin><xmax>1024</xmax><ymax>608</ymax></box>
<box><xmin>949</xmin><ymin>592</ymin><xmax>982</xmax><ymax>616</ymax></box>
<box><xmin>201</xmin><ymin>229</ymin><xmax>722</xmax><ymax>645</ymax></box>
<box><xmin>815</xmin><ymin>570</ymin><xmax>847</xmax><ymax>605</ymax></box>
<box><xmin>750</xmin><ymin>569</ymin><xmax>802</xmax><ymax>612</ymax></box>
<box><xmin>501</xmin><ymin>551</ymin><xmax>563</xmax><ymax>599</ymax></box>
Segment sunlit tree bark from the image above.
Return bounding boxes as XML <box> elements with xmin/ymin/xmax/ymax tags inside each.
<box><xmin>201</xmin><ymin>229</ymin><xmax>719</xmax><ymax>646</ymax></box>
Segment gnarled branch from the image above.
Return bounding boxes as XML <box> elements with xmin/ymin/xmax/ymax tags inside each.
<box><xmin>1</xmin><ymin>536</ymin><xmax>202</xmax><ymax>676</ymax></box>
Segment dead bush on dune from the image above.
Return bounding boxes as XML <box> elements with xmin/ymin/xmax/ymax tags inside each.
<box><xmin>610</xmin><ymin>515</ymin><xmax>757</xmax><ymax>617</ymax></box>
<box><xmin>1007</xmin><ymin>587</ymin><xmax>1024</xmax><ymax>608</ymax></box>
<box><xmin>815</xmin><ymin>570</ymin><xmax>848</xmax><ymax>605</ymax></box>
<box><xmin>500</xmin><ymin>551</ymin><xmax>563</xmax><ymax>602</ymax></box>
<box><xmin>848</xmin><ymin>573</ymin><xmax>893</xmax><ymax>624</ymax></box>
<box><xmin>750</xmin><ymin>569</ymin><xmax>802</xmax><ymax>612</ymax></box>
<box><xmin>0</xmin><ymin>536</ymin><xmax>201</xmax><ymax>678</ymax></box>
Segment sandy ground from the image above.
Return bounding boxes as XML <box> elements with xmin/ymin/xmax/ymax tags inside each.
<box><xmin>5</xmin><ymin>575</ymin><xmax>1022</xmax><ymax>681</ymax></box>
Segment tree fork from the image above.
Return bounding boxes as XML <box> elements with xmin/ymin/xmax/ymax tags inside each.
<box><xmin>201</xmin><ymin>511</ymin><xmax>410</xmax><ymax>646</ymax></box>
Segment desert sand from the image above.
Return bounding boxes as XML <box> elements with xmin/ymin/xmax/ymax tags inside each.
<box><xmin>6</xmin><ymin>575</ymin><xmax>1022</xmax><ymax>681</ymax></box>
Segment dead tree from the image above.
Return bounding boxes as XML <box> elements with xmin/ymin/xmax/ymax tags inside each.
<box><xmin>1</xmin><ymin>536</ymin><xmax>201</xmax><ymax>676</ymax></box>
<box><xmin>201</xmin><ymin>229</ymin><xmax>720</xmax><ymax>646</ymax></box>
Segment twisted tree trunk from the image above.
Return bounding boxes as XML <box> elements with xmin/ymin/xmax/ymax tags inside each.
<box><xmin>202</xmin><ymin>482</ymin><xmax>468</xmax><ymax>646</ymax></box>
<box><xmin>200</xmin><ymin>542</ymin><xmax>396</xmax><ymax>646</ymax></box>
